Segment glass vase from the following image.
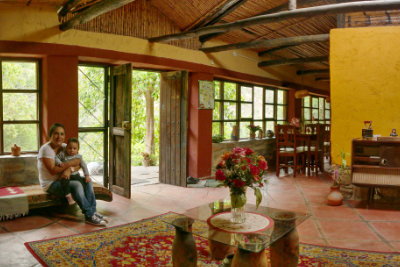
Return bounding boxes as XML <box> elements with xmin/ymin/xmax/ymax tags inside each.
<box><xmin>230</xmin><ymin>191</ymin><xmax>247</xmax><ymax>224</ymax></box>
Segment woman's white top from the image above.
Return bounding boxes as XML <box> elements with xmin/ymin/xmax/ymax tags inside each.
<box><xmin>37</xmin><ymin>142</ymin><xmax>66</xmax><ymax>191</ymax></box>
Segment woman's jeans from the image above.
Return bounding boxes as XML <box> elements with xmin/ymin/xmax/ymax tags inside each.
<box><xmin>48</xmin><ymin>180</ymin><xmax>96</xmax><ymax>218</ymax></box>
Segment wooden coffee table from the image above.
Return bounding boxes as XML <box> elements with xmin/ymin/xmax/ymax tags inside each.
<box><xmin>162</xmin><ymin>200</ymin><xmax>310</xmax><ymax>267</ymax></box>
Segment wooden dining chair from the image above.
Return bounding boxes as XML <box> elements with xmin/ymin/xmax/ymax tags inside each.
<box><xmin>304</xmin><ymin>124</ymin><xmax>324</xmax><ymax>175</ymax></box>
<box><xmin>275</xmin><ymin>125</ymin><xmax>305</xmax><ymax>177</ymax></box>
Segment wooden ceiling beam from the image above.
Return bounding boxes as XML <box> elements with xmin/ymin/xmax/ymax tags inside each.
<box><xmin>200</xmin><ymin>33</ymin><xmax>329</xmax><ymax>53</ymax></box>
<box><xmin>258</xmin><ymin>44</ymin><xmax>296</xmax><ymax>57</ymax></box>
<box><xmin>258</xmin><ymin>56</ymin><xmax>328</xmax><ymax>67</ymax></box>
<box><xmin>59</xmin><ymin>0</ymin><xmax>136</xmax><ymax>31</ymax></box>
<box><xmin>297</xmin><ymin>69</ymin><xmax>330</xmax><ymax>75</ymax></box>
<box><xmin>58</xmin><ymin>0</ymin><xmax>81</xmax><ymax>17</ymax></box>
<box><xmin>149</xmin><ymin>1</ymin><xmax>400</xmax><ymax>43</ymax></box>
<box><xmin>315</xmin><ymin>77</ymin><xmax>330</xmax><ymax>81</ymax></box>
<box><xmin>199</xmin><ymin>0</ymin><xmax>359</xmax><ymax>43</ymax></box>
<box><xmin>186</xmin><ymin>0</ymin><xmax>249</xmax><ymax>31</ymax></box>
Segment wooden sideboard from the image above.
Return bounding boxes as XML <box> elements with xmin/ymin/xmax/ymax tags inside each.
<box><xmin>351</xmin><ymin>138</ymin><xmax>400</xmax><ymax>206</ymax></box>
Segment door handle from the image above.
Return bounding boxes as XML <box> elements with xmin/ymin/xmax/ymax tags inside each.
<box><xmin>122</xmin><ymin>121</ymin><xmax>131</xmax><ymax>131</ymax></box>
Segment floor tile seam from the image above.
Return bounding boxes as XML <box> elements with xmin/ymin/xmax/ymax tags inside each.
<box><xmin>12</xmin><ymin>220</ymin><xmax>59</xmax><ymax>238</ymax></box>
<box><xmin>292</xmin><ymin>176</ymin><xmax>329</xmax><ymax>243</ymax></box>
<box><xmin>345</xmin><ymin>200</ymin><xmax>397</xmax><ymax>250</ymax></box>
<box><xmin>312</xmin><ymin>218</ymin><xmax>363</xmax><ymax>222</ymax></box>
<box><xmin>365</xmin><ymin>221</ymin><xmax>397</xmax><ymax>251</ymax></box>
<box><xmin>56</xmin><ymin>221</ymin><xmax>84</xmax><ymax>234</ymax></box>
<box><xmin>0</xmin><ymin>229</ymin><xmax>26</xmax><ymax>244</ymax></box>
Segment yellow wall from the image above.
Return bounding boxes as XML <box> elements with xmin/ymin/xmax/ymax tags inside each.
<box><xmin>330</xmin><ymin>26</ymin><xmax>400</xmax><ymax>165</ymax></box>
<box><xmin>0</xmin><ymin>3</ymin><xmax>326</xmax><ymax>90</ymax></box>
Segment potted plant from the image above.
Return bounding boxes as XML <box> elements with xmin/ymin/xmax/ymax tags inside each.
<box><xmin>247</xmin><ymin>124</ymin><xmax>261</xmax><ymax>139</ymax></box>
<box><xmin>328</xmin><ymin>151</ymin><xmax>350</xmax><ymax>205</ymax></box>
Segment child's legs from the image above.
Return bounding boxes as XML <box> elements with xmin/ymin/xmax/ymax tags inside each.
<box><xmin>47</xmin><ymin>180</ymin><xmax>68</xmax><ymax>198</ymax></box>
<box><xmin>59</xmin><ymin>178</ymin><xmax>71</xmax><ymax>196</ymax></box>
<box><xmin>70</xmin><ymin>173</ymin><xmax>86</xmax><ymax>187</ymax></box>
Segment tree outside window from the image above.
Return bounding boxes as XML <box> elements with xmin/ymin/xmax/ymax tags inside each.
<box><xmin>1</xmin><ymin>60</ymin><xmax>40</xmax><ymax>154</ymax></box>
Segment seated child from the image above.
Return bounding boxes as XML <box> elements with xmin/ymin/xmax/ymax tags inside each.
<box><xmin>55</xmin><ymin>137</ymin><xmax>91</xmax><ymax>205</ymax></box>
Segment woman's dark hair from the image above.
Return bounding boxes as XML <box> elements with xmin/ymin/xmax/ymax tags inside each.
<box><xmin>67</xmin><ymin>137</ymin><xmax>80</xmax><ymax>149</ymax></box>
<box><xmin>49</xmin><ymin>123</ymin><xmax>65</xmax><ymax>138</ymax></box>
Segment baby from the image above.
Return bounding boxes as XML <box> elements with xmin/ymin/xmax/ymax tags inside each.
<box><xmin>56</xmin><ymin>137</ymin><xmax>91</xmax><ymax>205</ymax></box>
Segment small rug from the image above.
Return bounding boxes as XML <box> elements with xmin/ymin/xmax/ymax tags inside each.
<box><xmin>25</xmin><ymin>213</ymin><xmax>400</xmax><ymax>267</ymax></box>
<box><xmin>0</xmin><ymin>186</ymin><xmax>29</xmax><ymax>221</ymax></box>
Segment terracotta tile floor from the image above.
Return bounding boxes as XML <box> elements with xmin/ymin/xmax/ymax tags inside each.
<box><xmin>1</xmin><ymin>171</ymin><xmax>400</xmax><ymax>266</ymax></box>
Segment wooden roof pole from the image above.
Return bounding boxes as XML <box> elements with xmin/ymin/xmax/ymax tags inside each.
<box><xmin>185</xmin><ymin>0</ymin><xmax>249</xmax><ymax>31</ymax></box>
<box><xmin>149</xmin><ymin>1</ymin><xmax>400</xmax><ymax>43</ymax></box>
<box><xmin>258</xmin><ymin>56</ymin><xmax>329</xmax><ymax>67</ymax></box>
<box><xmin>200</xmin><ymin>33</ymin><xmax>329</xmax><ymax>53</ymax></box>
<box><xmin>58</xmin><ymin>0</ymin><xmax>81</xmax><ymax>17</ymax></box>
<box><xmin>258</xmin><ymin>45</ymin><xmax>296</xmax><ymax>57</ymax></box>
<box><xmin>59</xmin><ymin>0</ymin><xmax>136</xmax><ymax>31</ymax></box>
<box><xmin>296</xmin><ymin>69</ymin><xmax>330</xmax><ymax>75</ymax></box>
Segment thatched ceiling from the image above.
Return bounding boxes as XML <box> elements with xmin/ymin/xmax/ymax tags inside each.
<box><xmin>6</xmin><ymin>0</ymin><xmax>400</xmax><ymax>81</ymax></box>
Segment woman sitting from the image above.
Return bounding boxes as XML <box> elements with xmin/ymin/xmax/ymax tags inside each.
<box><xmin>37</xmin><ymin>122</ymin><xmax>107</xmax><ymax>226</ymax></box>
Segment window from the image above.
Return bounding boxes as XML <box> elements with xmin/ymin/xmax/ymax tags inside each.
<box><xmin>302</xmin><ymin>96</ymin><xmax>330</xmax><ymax>124</ymax></box>
<box><xmin>0</xmin><ymin>59</ymin><xmax>40</xmax><ymax>154</ymax></box>
<box><xmin>213</xmin><ymin>80</ymin><xmax>288</xmax><ymax>140</ymax></box>
<box><xmin>78</xmin><ymin>64</ymin><xmax>108</xmax><ymax>184</ymax></box>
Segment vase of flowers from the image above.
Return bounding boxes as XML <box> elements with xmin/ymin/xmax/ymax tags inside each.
<box><xmin>215</xmin><ymin>147</ymin><xmax>268</xmax><ymax>223</ymax></box>
<box><xmin>247</xmin><ymin>124</ymin><xmax>261</xmax><ymax>139</ymax></box>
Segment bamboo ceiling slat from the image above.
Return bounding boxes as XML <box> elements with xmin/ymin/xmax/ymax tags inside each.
<box><xmin>345</xmin><ymin>10</ymin><xmax>400</xmax><ymax>27</ymax></box>
<box><xmin>66</xmin><ymin>0</ymin><xmax>200</xmax><ymax>50</ymax></box>
<box><xmin>149</xmin><ymin>0</ymin><xmax>226</xmax><ymax>29</ymax></box>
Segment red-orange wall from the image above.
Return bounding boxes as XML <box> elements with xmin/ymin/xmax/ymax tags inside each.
<box><xmin>41</xmin><ymin>56</ymin><xmax>78</xmax><ymax>143</ymax></box>
<box><xmin>188</xmin><ymin>73</ymin><xmax>213</xmax><ymax>179</ymax></box>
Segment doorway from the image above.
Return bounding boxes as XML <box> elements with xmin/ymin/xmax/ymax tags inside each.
<box><xmin>131</xmin><ymin>70</ymin><xmax>160</xmax><ymax>186</ymax></box>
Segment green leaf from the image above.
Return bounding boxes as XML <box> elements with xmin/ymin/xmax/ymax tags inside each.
<box><xmin>254</xmin><ymin>187</ymin><xmax>262</xmax><ymax>208</ymax></box>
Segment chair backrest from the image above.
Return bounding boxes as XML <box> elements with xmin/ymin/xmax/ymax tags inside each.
<box><xmin>305</xmin><ymin>123</ymin><xmax>324</xmax><ymax>149</ymax></box>
<box><xmin>323</xmin><ymin>124</ymin><xmax>331</xmax><ymax>142</ymax></box>
<box><xmin>275</xmin><ymin>125</ymin><xmax>298</xmax><ymax>149</ymax></box>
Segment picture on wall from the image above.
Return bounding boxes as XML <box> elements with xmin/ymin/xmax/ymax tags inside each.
<box><xmin>198</xmin><ymin>80</ymin><xmax>214</xmax><ymax>109</ymax></box>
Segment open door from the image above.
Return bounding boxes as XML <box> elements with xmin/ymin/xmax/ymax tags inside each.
<box><xmin>159</xmin><ymin>71</ymin><xmax>188</xmax><ymax>186</ymax></box>
<box><xmin>109</xmin><ymin>64</ymin><xmax>132</xmax><ymax>198</ymax></box>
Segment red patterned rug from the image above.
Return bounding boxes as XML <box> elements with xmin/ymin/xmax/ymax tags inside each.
<box><xmin>25</xmin><ymin>212</ymin><xmax>400</xmax><ymax>266</ymax></box>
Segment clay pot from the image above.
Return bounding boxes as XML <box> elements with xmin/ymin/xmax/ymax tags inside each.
<box><xmin>327</xmin><ymin>185</ymin><xmax>343</xmax><ymax>206</ymax></box>
<box><xmin>11</xmin><ymin>144</ymin><xmax>21</xmax><ymax>156</ymax></box>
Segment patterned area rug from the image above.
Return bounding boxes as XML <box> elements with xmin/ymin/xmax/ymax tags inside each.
<box><xmin>25</xmin><ymin>212</ymin><xmax>400</xmax><ymax>267</ymax></box>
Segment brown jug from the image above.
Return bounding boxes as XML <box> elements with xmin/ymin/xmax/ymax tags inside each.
<box><xmin>11</xmin><ymin>144</ymin><xmax>21</xmax><ymax>156</ymax></box>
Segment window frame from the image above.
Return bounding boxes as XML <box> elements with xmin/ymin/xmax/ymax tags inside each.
<box><xmin>213</xmin><ymin>79</ymin><xmax>288</xmax><ymax>140</ymax></box>
<box><xmin>0</xmin><ymin>58</ymin><xmax>41</xmax><ymax>154</ymax></box>
<box><xmin>301</xmin><ymin>95</ymin><xmax>330</xmax><ymax>124</ymax></box>
<box><xmin>77</xmin><ymin>63</ymin><xmax>109</xmax><ymax>185</ymax></box>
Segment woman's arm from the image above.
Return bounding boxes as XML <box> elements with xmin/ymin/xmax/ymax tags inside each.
<box><xmin>41</xmin><ymin>157</ymin><xmax>81</xmax><ymax>175</ymax></box>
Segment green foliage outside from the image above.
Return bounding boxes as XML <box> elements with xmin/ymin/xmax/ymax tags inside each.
<box><xmin>1</xmin><ymin>61</ymin><xmax>38</xmax><ymax>152</ymax></box>
<box><xmin>78</xmin><ymin>67</ymin><xmax>160</xmax><ymax>166</ymax></box>
<box><xmin>78</xmin><ymin>66</ymin><xmax>106</xmax><ymax>164</ymax></box>
<box><xmin>131</xmin><ymin>70</ymin><xmax>160</xmax><ymax>166</ymax></box>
